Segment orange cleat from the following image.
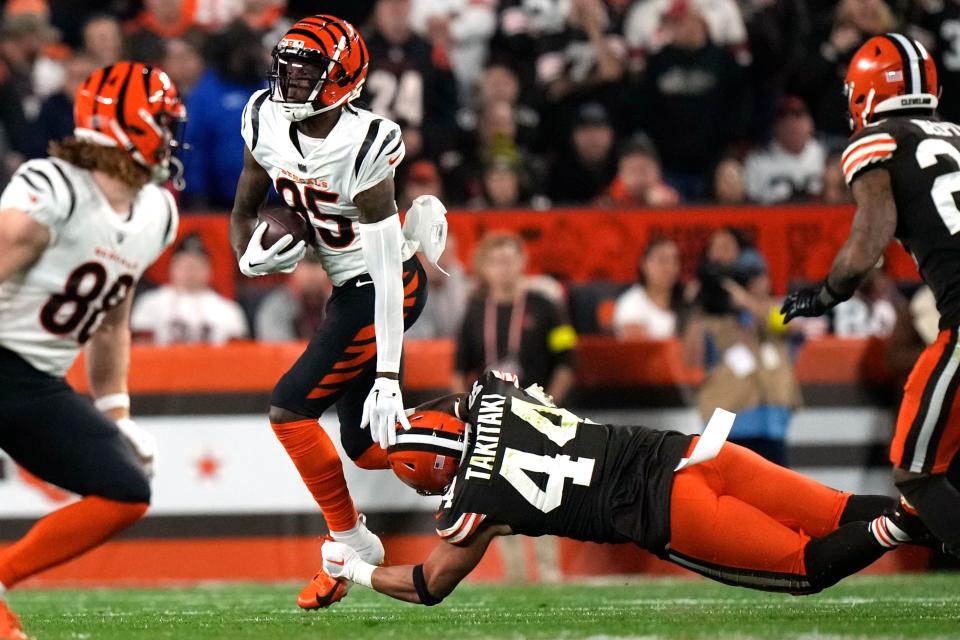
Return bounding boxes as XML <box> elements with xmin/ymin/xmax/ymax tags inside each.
<box><xmin>297</xmin><ymin>570</ymin><xmax>350</xmax><ymax>610</ymax></box>
<box><xmin>0</xmin><ymin>601</ymin><xmax>27</xmax><ymax>640</ymax></box>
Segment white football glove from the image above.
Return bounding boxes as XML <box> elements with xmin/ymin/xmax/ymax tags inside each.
<box><xmin>116</xmin><ymin>418</ymin><xmax>157</xmax><ymax>480</ymax></box>
<box><xmin>361</xmin><ymin>377</ymin><xmax>411</xmax><ymax>449</ymax></box>
<box><xmin>238</xmin><ymin>221</ymin><xmax>307</xmax><ymax>277</ymax></box>
<box><xmin>322</xmin><ymin>540</ymin><xmax>362</xmax><ymax>581</ymax></box>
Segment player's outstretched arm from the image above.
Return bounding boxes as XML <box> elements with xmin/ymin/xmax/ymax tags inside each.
<box><xmin>323</xmin><ymin>524</ymin><xmax>509</xmax><ymax>605</ymax></box>
<box><xmin>356</xmin><ymin>176</ymin><xmax>410</xmax><ymax>447</ymax></box>
<box><xmin>782</xmin><ymin>169</ymin><xmax>897</xmax><ymax>322</ymax></box>
<box><xmin>826</xmin><ymin>169</ymin><xmax>898</xmax><ymax>298</ymax></box>
<box><xmin>0</xmin><ymin>208</ymin><xmax>50</xmax><ymax>283</ymax></box>
<box><xmin>229</xmin><ymin>146</ymin><xmax>272</xmax><ymax>258</ymax></box>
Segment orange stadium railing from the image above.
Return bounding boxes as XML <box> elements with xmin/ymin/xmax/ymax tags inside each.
<box><xmin>147</xmin><ymin>205</ymin><xmax>922</xmax><ymax>301</ymax></box>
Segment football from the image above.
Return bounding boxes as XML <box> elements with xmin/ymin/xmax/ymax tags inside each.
<box><xmin>258</xmin><ymin>208</ymin><xmax>311</xmax><ymax>248</ymax></box>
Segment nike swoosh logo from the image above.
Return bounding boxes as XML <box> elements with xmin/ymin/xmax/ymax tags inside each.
<box><xmin>388</xmin><ymin>154</ymin><xmax>401</xmax><ymax>165</ymax></box>
<box><xmin>356</xmin><ymin>280</ymin><xmax>373</xmax><ymax>287</ymax></box>
<box><xmin>329</xmin><ymin>559</ymin><xmax>345</xmax><ymax>566</ymax></box>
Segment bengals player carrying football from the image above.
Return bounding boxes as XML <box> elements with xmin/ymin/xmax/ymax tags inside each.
<box><xmin>229</xmin><ymin>14</ymin><xmax>446</xmax><ymax>609</ymax></box>
<box><xmin>0</xmin><ymin>63</ymin><xmax>184</xmax><ymax>639</ymax></box>
<box><xmin>782</xmin><ymin>33</ymin><xmax>960</xmax><ymax>558</ymax></box>
<box><xmin>319</xmin><ymin>371</ymin><xmax>921</xmax><ymax>605</ymax></box>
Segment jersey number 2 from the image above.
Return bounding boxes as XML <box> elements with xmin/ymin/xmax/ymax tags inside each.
<box><xmin>39</xmin><ymin>262</ymin><xmax>134</xmax><ymax>343</ymax></box>
<box><xmin>499</xmin><ymin>400</ymin><xmax>595</xmax><ymax>513</ymax></box>
<box><xmin>916</xmin><ymin>138</ymin><xmax>960</xmax><ymax>235</ymax></box>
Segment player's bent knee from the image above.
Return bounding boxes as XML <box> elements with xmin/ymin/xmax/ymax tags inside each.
<box><xmin>95</xmin><ymin>474</ymin><xmax>152</xmax><ymax>505</ymax></box>
<box><xmin>353</xmin><ymin>444</ymin><xmax>390</xmax><ymax>470</ymax></box>
<box><xmin>268</xmin><ymin>404</ymin><xmax>313</xmax><ymax>425</ymax></box>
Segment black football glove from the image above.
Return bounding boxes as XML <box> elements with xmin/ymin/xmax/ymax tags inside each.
<box><xmin>781</xmin><ymin>282</ymin><xmax>845</xmax><ymax>323</ymax></box>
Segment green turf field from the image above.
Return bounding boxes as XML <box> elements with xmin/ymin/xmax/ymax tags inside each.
<box><xmin>8</xmin><ymin>574</ymin><xmax>960</xmax><ymax>639</ymax></box>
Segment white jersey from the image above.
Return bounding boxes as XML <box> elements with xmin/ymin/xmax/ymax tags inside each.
<box><xmin>130</xmin><ymin>286</ymin><xmax>249</xmax><ymax>346</ymax></box>
<box><xmin>0</xmin><ymin>158</ymin><xmax>178</xmax><ymax>376</ymax></box>
<box><xmin>241</xmin><ymin>90</ymin><xmax>415</xmax><ymax>286</ymax></box>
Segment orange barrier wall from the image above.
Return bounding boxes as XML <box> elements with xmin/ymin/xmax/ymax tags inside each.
<box><xmin>147</xmin><ymin>206</ymin><xmax>920</xmax><ymax>298</ymax></box>
<box><xmin>65</xmin><ymin>336</ymin><xmax>894</xmax><ymax>394</ymax></box>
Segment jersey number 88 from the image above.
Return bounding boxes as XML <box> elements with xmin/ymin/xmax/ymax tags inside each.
<box><xmin>39</xmin><ymin>262</ymin><xmax>134</xmax><ymax>343</ymax></box>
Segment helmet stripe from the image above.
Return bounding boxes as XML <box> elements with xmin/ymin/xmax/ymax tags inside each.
<box><xmin>284</xmin><ymin>28</ymin><xmax>328</xmax><ymax>50</ymax></box>
<box><xmin>907</xmin><ymin>37</ymin><xmax>929</xmax><ymax>94</ymax></box>
<box><xmin>395</xmin><ymin>432</ymin><xmax>465</xmax><ymax>453</ymax></box>
<box><xmin>886</xmin><ymin>33</ymin><xmax>920</xmax><ymax>95</ymax></box>
<box><xmin>114</xmin><ymin>63</ymin><xmax>135</xmax><ymax>130</ymax></box>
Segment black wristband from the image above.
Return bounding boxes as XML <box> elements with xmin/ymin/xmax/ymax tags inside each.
<box><xmin>412</xmin><ymin>564</ymin><xmax>443</xmax><ymax>606</ymax></box>
<box><xmin>818</xmin><ymin>279</ymin><xmax>849</xmax><ymax>308</ymax></box>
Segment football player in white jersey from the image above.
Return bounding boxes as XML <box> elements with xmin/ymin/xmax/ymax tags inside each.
<box><xmin>229</xmin><ymin>15</ymin><xmax>440</xmax><ymax>609</ymax></box>
<box><xmin>0</xmin><ymin>62</ymin><xmax>184</xmax><ymax>640</ymax></box>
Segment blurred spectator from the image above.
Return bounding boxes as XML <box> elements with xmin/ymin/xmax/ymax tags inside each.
<box><xmin>535</xmin><ymin>0</ymin><xmax>627</xmax><ymax>111</ymax></box>
<box><xmin>633</xmin><ymin>0</ymin><xmax>748</xmax><ymax>199</ymax></box>
<box><xmin>81</xmin><ymin>13</ymin><xmax>122</xmax><ymax>67</ymax></box>
<box><xmin>624</xmin><ymin>0</ymin><xmax>750</xmax><ymax>69</ymax></box>
<box><xmin>453</xmin><ymin>231</ymin><xmax>577</xmax><ymax>403</ymax></box>
<box><xmin>31</xmin><ymin>53</ymin><xmax>95</xmax><ymax>155</ymax></box>
<box><xmin>684</xmin><ymin>230</ymin><xmax>801</xmax><ymax>465</ymax></box>
<box><xmin>547</xmin><ymin>102</ymin><xmax>617</xmax><ymax>204</ymax></box>
<box><xmin>449</xmin><ymin>64</ymin><xmax>543</xmax><ymax>200</ymax></box>
<box><xmin>887</xmin><ymin>285</ymin><xmax>939</xmax><ymax>381</ymax></box>
<box><xmin>470</xmin><ymin>160</ymin><xmax>539</xmax><ymax>209</ymax></box>
<box><xmin>255</xmin><ymin>254</ymin><xmax>332</xmax><ymax>342</ymax></box>
<box><xmin>598</xmin><ymin>137</ymin><xmax>680</xmax><ymax>208</ymax></box>
<box><xmin>743</xmin><ymin>97</ymin><xmax>826</xmax><ymax>204</ymax></box>
<box><xmin>363</xmin><ymin>0</ymin><xmax>458</xmax><ymax>159</ymax></box>
<box><xmin>909</xmin><ymin>2</ymin><xmax>960</xmax><ymax>125</ymax></box>
<box><xmin>821</xmin><ymin>153</ymin><xmax>853</xmax><ymax>204</ymax></box>
<box><xmin>740</xmin><ymin>0</ymin><xmax>810</xmax><ymax>142</ymax></box>
<box><xmin>131</xmin><ymin>235</ymin><xmax>249</xmax><ymax>345</ymax></box>
<box><xmin>791</xmin><ymin>0</ymin><xmax>895</xmax><ymax>139</ymax></box>
<box><xmin>712</xmin><ymin>157</ymin><xmax>747</xmax><ymax>204</ymax></box>
<box><xmin>125</xmin><ymin>0</ymin><xmax>197</xmax><ymax>40</ymax></box>
<box><xmin>162</xmin><ymin>31</ymin><xmax>207</xmax><ymax>98</ymax></box>
<box><xmin>410</xmin><ymin>0</ymin><xmax>497</xmax><ymax>98</ymax></box>
<box><xmin>829</xmin><ymin>268</ymin><xmax>902</xmax><ymax>338</ymax></box>
<box><xmin>405</xmin><ymin>234</ymin><xmax>470</xmax><ymax>339</ymax></box>
<box><xmin>0</xmin><ymin>3</ymin><xmax>62</xmax><ymax>160</ymax></box>
<box><xmin>400</xmin><ymin>160</ymin><xmax>444</xmax><ymax>211</ymax></box>
<box><xmin>181</xmin><ymin>21</ymin><xmax>267</xmax><ymax>209</ymax></box>
<box><xmin>613</xmin><ymin>237</ymin><xmax>685</xmax><ymax>339</ymax></box>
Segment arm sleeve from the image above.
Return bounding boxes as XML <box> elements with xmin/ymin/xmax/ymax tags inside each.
<box><xmin>359</xmin><ymin>215</ymin><xmax>406</xmax><ymax>373</ymax></box>
<box><xmin>0</xmin><ymin>159</ymin><xmax>74</xmax><ymax>243</ymax></box>
<box><xmin>350</xmin><ymin>121</ymin><xmax>406</xmax><ymax>200</ymax></box>
<box><xmin>841</xmin><ymin>131</ymin><xmax>898</xmax><ymax>186</ymax></box>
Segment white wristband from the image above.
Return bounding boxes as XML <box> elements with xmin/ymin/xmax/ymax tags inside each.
<box><xmin>94</xmin><ymin>393</ymin><xmax>130</xmax><ymax>412</ymax></box>
<box><xmin>350</xmin><ymin>560</ymin><xmax>376</xmax><ymax>589</ymax></box>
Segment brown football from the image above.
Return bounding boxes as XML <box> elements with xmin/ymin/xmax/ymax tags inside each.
<box><xmin>259</xmin><ymin>208</ymin><xmax>311</xmax><ymax>248</ymax></box>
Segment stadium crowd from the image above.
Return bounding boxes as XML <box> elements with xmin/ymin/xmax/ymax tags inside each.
<box><xmin>0</xmin><ymin>0</ymin><xmax>937</xmax><ymax>357</ymax></box>
<box><xmin>3</xmin><ymin>0</ymin><xmax>960</xmax><ymax>208</ymax></box>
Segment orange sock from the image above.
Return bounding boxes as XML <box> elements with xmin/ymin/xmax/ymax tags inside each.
<box><xmin>271</xmin><ymin>419</ymin><xmax>358</xmax><ymax>532</ymax></box>
<box><xmin>354</xmin><ymin>444</ymin><xmax>390</xmax><ymax>470</ymax></box>
<box><xmin>0</xmin><ymin>496</ymin><xmax>147</xmax><ymax>588</ymax></box>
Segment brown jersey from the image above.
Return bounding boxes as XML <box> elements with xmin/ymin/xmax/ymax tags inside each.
<box><xmin>843</xmin><ymin>116</ymin><xmax>960</xmax><ymax>328</ymax></box>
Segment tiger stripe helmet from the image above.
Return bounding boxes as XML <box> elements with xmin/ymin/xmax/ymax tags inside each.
<box><xmin>387</xmin><ymin>411</ymin><xmax>468</xmax><ymax>496</ymax></box>
<box><xmin>74</xmin><ymin>62</ymin><xmax>187</xmax><ymax>181</ymax></box>
<box><xmin>845</xmin><ymin>33</ymin><xmax>939</xmax><ymax>134</ymax></box>
<box><xmin>268</xmin><ymin>14</ymin><xmax>369</xmax><ymax>122</ymax></box>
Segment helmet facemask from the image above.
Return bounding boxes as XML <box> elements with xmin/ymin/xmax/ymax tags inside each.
<box><xmin>269</xmin><ymin>45</ymin><xmax>355</xmax><ymax>122</ymax></box>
